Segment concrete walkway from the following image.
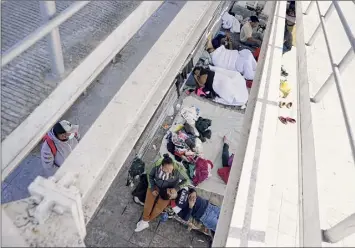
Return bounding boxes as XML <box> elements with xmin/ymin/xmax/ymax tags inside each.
<box><xmin>1</xmin><ymin>1</ymin><xmax>186</xmax><ymax>204</ymax></box>
<box><xmin>1</xmin><ymin>1</ymin><xmax>140</xmax><ymax>140</ymax></box>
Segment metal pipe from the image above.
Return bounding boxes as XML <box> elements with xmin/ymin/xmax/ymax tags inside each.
<box><xmin>312</xmin><ymin>0</ymin><xmax>355</xmax><ymax>102</ymax></box>
<box><xmin>304</xmin><ymin>1</ymin><xmax>315</xmax><ymax>15</ymax></box>
<box><xmin>312</xmin><ymin>47</ymin><xmax>354</xmax><ymax>102</ymax></box>
<box><xmin>323</xmin><ymin>213</ymin><xmax>355</xmax><ymax>243</ymax></box>
<box><xmin>313</xmin><ymin>1</ymin><xmax>355</xmax><ymax>168</ymax></box>
<box><xmin>1</xmin><ymin>1</ymin><xmax>89</xmax><ymax>67</ymax></box>
<box><xmin>333</xmin><ymin>0</ymin><xmax>355</xmax><ymax>51</ymax></box>
<box><xmin>295</xmin><ymin>1</ymin><xmax>322</xmax><ymax>246</ymax></box>
<box><xmin>306</xmin><ymin>3</ymin><xmax>334</xmax><ymax>46</ymax></box>
<box><xmin>39</xmin><ymin>1</ymin><xmax>65</xmax><ymax>78</ymax></box>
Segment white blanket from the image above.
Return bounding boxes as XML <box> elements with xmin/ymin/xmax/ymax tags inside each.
<box><xmin>211</xmin><ymin>45</ymin><xmax>257</xmax><ymax>80</ymax></box>
<box><xmin>221</xmin><ymin>12</ymin><xmax>241</xmax><ymax>33</ymax></box>
<box><xmin>209</xmin><ymin>65</ymin><xmax>248</xmax><ymax>106</ymax></box>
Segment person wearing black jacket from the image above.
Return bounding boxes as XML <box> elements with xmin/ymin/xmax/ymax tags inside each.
<box><xmin>134</xmin><ymin>154</ymin><xmax>190</xmax><ymax>232</ymax></box>
<box><xmin>161</xmin><ymin>187</ymin><xmax>221</xmax><ymax>232</ymax></box>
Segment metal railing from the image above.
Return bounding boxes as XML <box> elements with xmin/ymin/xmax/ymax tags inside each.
<box><xmin>301</xmin><ymin>0</ymin><xmax>355</xmax><ymax>245</ymax></box>
<box><xmin>1</xmin><ymin>1</ymin><xmax>90</xmax><ymax>79</ymax></box>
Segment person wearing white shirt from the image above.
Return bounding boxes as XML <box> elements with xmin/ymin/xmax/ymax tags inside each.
<box><xmin>240</xmin><ymin>16</ymin><xmax>263</xmax><ymax>48</ymax></box>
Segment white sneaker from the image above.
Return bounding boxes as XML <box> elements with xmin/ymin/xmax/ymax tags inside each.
<box><xmin>135</xmin><ymin>220</ymin><xmax>149</xmax><ymax>232</ymax></box>
<box><xmin>133</xmin><ymin>196</ymin><xmax>145</xmax><ymax>206</ymax></box>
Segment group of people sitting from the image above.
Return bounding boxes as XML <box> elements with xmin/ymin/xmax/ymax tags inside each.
<box><xmin>192</xmin><ymin>13</ymin><xmax>265</xmax><ymax>108</ymax></box>
<box><xmin>134</xmin><ymin>135</ymin><xmax>235</xmax><ymax>235</ymax></box>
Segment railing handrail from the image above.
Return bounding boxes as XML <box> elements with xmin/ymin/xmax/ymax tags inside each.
<box><xmin>296</xmin><ymin>1</ymin><xmax>322</xmax><ymax>246</ymax></box>
<box><xmin>1</xmin><ymin>1</ymin><xmax>89</xmax><ymax>67</ymax></box>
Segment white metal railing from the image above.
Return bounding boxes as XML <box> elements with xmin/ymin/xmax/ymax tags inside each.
<box><xmin>301</xmin><ymin>0</ymin><xmax>355</xmax><ymax>245</ymax></box>
<box><xmin>1</xmin><ymin>1</ymin><xmax>90</xmax><ymax>78</ymax></box>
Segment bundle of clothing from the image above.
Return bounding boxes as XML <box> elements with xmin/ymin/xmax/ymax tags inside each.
<box><xmin>165</xmin><ymin>106</ymin><xmax>214</xmax><ymax>186</ymax></box>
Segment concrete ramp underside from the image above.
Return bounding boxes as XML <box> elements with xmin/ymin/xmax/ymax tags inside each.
<box><xmin>1</xmin><ymin>1</ymin><xmax>141</xmax><ymax>140</ymax></box>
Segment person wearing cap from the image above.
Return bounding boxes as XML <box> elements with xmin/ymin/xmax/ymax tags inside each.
<box><xmin>41</xmin><ymin>120</ymin><xmax>80</xmax><ymax>173</ymax></box>
<box><xmin>240</xmin><ymin>16</ymin><xmax>263</xmax><ymax>48</ymax></box>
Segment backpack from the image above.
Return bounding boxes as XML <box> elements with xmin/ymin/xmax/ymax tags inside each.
<box><xmin>43</xmin><ymin>134</ymin><xmax>57</xmax><ymax>156</ymax></box>
<box><xmin>126</xmin><ymin>157</ymin><xmax>145</xmax><ymax>186</ymax></box>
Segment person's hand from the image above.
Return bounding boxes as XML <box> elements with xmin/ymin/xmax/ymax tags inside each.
<box><xmin>152</xmin><ymin>190</ymin><xmax>159</xmax><ymax>197</ymax></box>
<box><xmin>170</xmin><ymin>188</ymin><xmax>177</xmax><ymax>196</ymax></box>
<box><xmin>189</xmin><ymin>192</ymin><xmax>197</xmax><ymax>201</ymax></box>
<box><xmin>188</xmin><ymin>193</ymin><xmax>196</xmax><ymax>208</ymax></box>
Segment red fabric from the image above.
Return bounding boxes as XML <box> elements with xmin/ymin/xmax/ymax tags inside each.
<box><xmin>43</xmin><ymin>134</ymin><xmax>57</xmax><ymax>156</ymax></box>
<box><xmin>217</xmin><ymin>167</ymin><xmax>231</xmax><ymax>184</ymax></box>
<box><xmin>246</xmin><ymin>80</ymin><xmax>253</xmax><ymax>89</ymax></box>
<box><xmin>253</xmin><ymin>47</ymin><xmax>261</xmax><ymax>61</ymax></box>
<box><xmin>192</xmin><ymin>157</ymin><xmax>213</xmax><ymax>186</ymax></box>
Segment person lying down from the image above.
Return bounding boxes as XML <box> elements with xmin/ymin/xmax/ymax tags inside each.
<box><xmin>206</xmin><ymin>33</ymin><xmax>257</xmax><ymax>81</ymax></box>
<box><xmin>160</xmin><ymin>187</ymin><xmax>221</xmax><ymax>232</ymax></box>
<box><xmin>193</xmin><ymin>65</ymin><xmax>248</xmax><ymax>107</ymax></box>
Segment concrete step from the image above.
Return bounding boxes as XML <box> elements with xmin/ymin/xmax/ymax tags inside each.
<box><xmin>1</xmin><ymin>1</ymin><xmax>141</xmax><ymax>140</ymax></box>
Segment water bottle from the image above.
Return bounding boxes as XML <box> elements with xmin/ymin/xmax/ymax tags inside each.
<box><xmin>160</xmin><ymin>212</ymin><xmax>169</xmax><ymax>222</ymax></box>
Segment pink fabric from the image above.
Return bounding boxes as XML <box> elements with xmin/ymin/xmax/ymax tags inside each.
<box><xmin>218</xmin><ymin>167</ymin><xmax>231</xmax><ymax>184</ymax></box>
<box><xmin>196</xmin><ymin>88</ymin><xmax>206</xmax><ymax>97</ymax></box>
<box><xmin>192</xmin><ymin>157</ymin><xmax>214</xmax><ymax>186</ymax></box>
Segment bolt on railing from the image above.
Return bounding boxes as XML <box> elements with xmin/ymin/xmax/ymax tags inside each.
<box><xmin>302</xmin><ymin>0</ymin><xmax>355</xmax><ymax>243</ymax></box>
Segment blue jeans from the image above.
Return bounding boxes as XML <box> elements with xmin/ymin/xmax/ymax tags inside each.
<box><xmin>199</xmin><ymin>203</ymin><xmax>221</xmax><ymax>232</ymax></box>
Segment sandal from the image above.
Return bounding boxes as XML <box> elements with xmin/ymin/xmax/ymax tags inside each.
<box><xmin>279</xmin><ymin>102</ymin><xmax>286</xmax><ymax>108</ymax></box>
<box><xmin>279</xmin><ymin>102</ymin><xmax>293</xmax><ymax>108</ymax></box>
<box><xmin>278</xmin><ymin>116</ymin><xmax>288</xmax><ymax>125</ymax></box>
<box><xmin>285</xmin><ymin>117</ymin><xmax>296</xmax><ymax>123</ymax></box>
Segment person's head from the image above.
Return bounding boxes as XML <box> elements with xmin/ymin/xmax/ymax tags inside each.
<box><xmin>52</xmin><ymin>120</ymin><xmax>78</xmax><ymax>141</ymax></box>
<box><xmin>211</xmin><ymin>33</ymin><xmax>227</xmax><ymax>49</ymax></box>
<box><xmin>161</xmin><ymin>154</ymin><xmax>174</xmax><ymax>174</ymax></box>
<box><xmin>249</xmin><ymin>16</ymin><xmax>260</xmax><ymax>28</ymax></box>
<box><xmin>159</xmin><ymin>188</ymin><xmax>178</xmax><ymax>200</ymax></box>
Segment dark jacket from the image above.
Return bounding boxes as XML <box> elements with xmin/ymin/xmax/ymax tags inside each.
<box><xmin>147</xmin><ymin>157</ymin><xmax>191</xmax><ymax>192</ymax></box>
<box><xmin>171</xmin><ymin>188</ymin><xmax>209</xmax><ymax>221</ymax></box>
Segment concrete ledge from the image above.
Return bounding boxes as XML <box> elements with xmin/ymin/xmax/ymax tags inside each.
<box><xmin>1</xmin><ymin>1</ymin><xmax>163</xmax><ymax>180</ymax></box>
<box><xmin>50</xmin><ymin>1</ymin><xmax>227</xmax><ymax>220</ymax></box>
<box><xmin>212</xmin><ymin>1</ymin><xmax>287</xmax><ymax>247</ymax></box>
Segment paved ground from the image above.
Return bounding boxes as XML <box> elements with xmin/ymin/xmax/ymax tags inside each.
<box><xmin>1</xmin><ymin>1</ymin><xmax>140</xmax><ymax>140</ymax></box>
<box><xmin>1</xmin><ymin>1</ymin><xmax>186</xmax><ymax>204</ymax></box>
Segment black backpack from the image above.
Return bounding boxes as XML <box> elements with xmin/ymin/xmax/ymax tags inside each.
<box><xmin>126</xmin><ymin>157</ymin><xmax>145</xmax><ymax>186</ymax></box>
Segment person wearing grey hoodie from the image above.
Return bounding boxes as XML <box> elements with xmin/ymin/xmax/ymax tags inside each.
<box><xmin>41</xmin><ymin>120</ymin><xmax>80</xmax><ymax>174</ymax></box>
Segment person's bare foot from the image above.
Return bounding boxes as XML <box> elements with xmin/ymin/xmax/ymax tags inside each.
<box><xmin>223</xmin><ymin>136</ymin><xmax>228</xmax><ymax>144</ymax></box>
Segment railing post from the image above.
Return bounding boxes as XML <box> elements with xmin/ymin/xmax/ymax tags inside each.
<box><xmin>311</xmin><ymin>48</ymin><xmax>354</xmax><ymax>103</ymax></box>
<box><xmin>39</xmin><ymin>1</ymin><xmax>65</xmax><ymax>79</ymax></box>
<box><xmin>306</xmin><ymin>3</ymin><xmax>334</xmax><ymax>46</ymax></box>
<box><xmin>303</xmin><ymin>1</ymin><xmax>315</xmax><ymax>15</ymax></box>
<box><xmin>323</xmin><ymin>213</ymin><xmax>355</xmax><ymax>243</ymax></box>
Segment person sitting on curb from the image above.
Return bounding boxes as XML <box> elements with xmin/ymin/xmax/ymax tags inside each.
<box><xmin>134</xmin><ymin>154</ymin><xmax>190</xmax><ymax>232</ymax></box>
<box><xmin>41</xmin><ymin>120</ymin><xmax>80</xmax><ymax>175</ymax></box>
<box><xmin>160</xmin><ymin>187</ymin><xmax>221</xmax><ymax>232</ymax></box>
